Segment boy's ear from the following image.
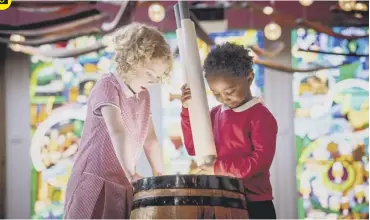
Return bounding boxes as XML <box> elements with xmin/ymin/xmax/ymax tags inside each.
<box><xmin>247</xmin><ymin>72</ymin><xmax>255</xmax><ymax>85</ymax></box>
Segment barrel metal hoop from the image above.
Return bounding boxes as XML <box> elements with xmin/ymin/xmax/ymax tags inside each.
<box><xmin>131</xmin><ymin>196</ymin><xmax>248</xmax><ymax>210</ymax></box>
<box><xmin>132</xmin><ymin>175</ymin><xmax>245</xmax><ymax>195</ymax></box>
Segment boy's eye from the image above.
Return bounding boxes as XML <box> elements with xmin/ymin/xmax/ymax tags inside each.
<box><xmin>225</xmin><ymin>90</ymin><xmax>235</xmax><ymax>95</ymax></box>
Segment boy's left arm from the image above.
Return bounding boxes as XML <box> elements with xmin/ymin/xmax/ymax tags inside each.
<box><xmin>213</xmin><ymin>113</ymin><xmax>278</xmax><ymax>179</ymax></box>
<box><xmin>143</xmin><ymin>115</ymin><xmax>164</xmax><ymax>176</ymax></box>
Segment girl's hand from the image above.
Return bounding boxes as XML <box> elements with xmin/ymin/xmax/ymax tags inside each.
<box><xmin>130</xmin><ymin>173</ymin><xmax>144</xmax><ymax>183</ymax></box>
<box><xmin>181</xmin><ymin>83</ymin><xmax>191</xmax><ymax>108</ymax></box>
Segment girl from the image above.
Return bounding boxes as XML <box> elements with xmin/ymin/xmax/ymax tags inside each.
<box><xmin>181</xmin><ymin>42</ymin><xmax>278</xmax><ymax>219</ymax></box>
<box><xmin>64</xmin><ymin>23</ymin><xmax>172</xmax><ymax>219</ymax></box>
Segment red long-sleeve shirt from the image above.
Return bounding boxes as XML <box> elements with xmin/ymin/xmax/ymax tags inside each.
<box><xmin>181</xmin><ymin>98</ymin><xmax>278</xmax><ymax>201</ymax></box>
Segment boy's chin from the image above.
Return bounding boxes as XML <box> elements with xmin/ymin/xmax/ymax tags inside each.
<box><xmin>223</xmin><ymin>103</ymin><xmax>238</xmax><ymax>109</ymax></box>
<box><xmin>227</xmin><ymin>101</ymin><xmax>245</xmax><ymax>109</ymax></box>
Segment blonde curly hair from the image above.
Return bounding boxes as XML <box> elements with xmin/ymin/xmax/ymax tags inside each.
<box><xmin>112</xmin><ymin>22</ymin><xmax>173</xmax><ymax>83</ymax></box>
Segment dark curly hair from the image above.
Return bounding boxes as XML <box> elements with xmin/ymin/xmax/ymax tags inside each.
<box><xmin>203</xmin><ymin>42</ymin><xmax>254</xmax><ymax>77</ymax></box>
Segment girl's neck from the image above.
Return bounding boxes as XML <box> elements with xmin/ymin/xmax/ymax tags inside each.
<box><xmin>126</xmin><ymin>79</ymin><xmax>142</xmax><ymax>93</ymax></box>
<box><xmin>126</xmin><ymin>83</ymin><xmax>136</xmax><ymax>94</ymax></box>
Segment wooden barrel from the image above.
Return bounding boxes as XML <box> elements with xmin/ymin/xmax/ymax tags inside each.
<box><xmin>130</xmin><ymin>175</ymin><xmax>248</xmax><ymax>219</ymax></box>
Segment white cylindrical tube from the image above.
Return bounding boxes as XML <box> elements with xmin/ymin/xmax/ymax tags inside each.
<box><xmin>174</xmin><ymin>4</ymin><xmax>187</xmax><ymax>83</ymax></box>
<box><xmin>176</xmin><ymin>29</ymin><xmax>187</xmax><ymax>83</ymax></box>
<box><xmin>177</xmin><ymin>1</ymin><xmax>217</xmax><ymax>165</ymax></box>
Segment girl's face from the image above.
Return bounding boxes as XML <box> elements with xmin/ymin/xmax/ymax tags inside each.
<box><xmin>130</xmin><ymin>59</ymin><xmax>170</xmax><ymax>91</ymax></box>
<box><xmin>206</xmin><ymin>73</ymin><xmax>254</xmax><ymax>109</ymax></box>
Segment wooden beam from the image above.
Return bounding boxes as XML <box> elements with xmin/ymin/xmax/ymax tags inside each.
<box><xmin>234</xmin><ymin>2</ymin><xmax>369</xmax><ymax>40</ymax></box>
<box><xmin>0</xmin><ymin>44</ymin><xmax>6</xmax><ymax>219</ymax></box>
<box><xmin>11</xmin><ymin>1</ymin><xmax>96</xmax><ymax>7</ymax></box>
<box><xmin>0</xmin><ymin>27</ymin><xmax>101</xmax><ymax>46</ymax></box>
<box><xmin>250</xmin><ymin>42</ymin><xmax>285</xmax><ymax>58</ymax></box>
<box><xmin>254</xmin><ymin>58</ymin><xmax>351</xmax><ymax>73</ymax></box>
<box><xmin>9</xmin><ymin>41</ymin><xmax>105</xmax><ymax>58</ymax></box>
<box><xmin>0</xmin><ymin>9</ymin><xmax>101</xmax><ymax>31</ymax></box>
<box><xmin>0</xmin><ymin>1</ymin><xmax>137</xmax><ymax>47</ymax></box>
<box><xmin>0</xmin><ymin>13</ymin><xmax>108</xmax><ymax>37</ymax></box>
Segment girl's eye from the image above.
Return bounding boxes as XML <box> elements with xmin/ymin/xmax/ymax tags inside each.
<box><xmin>147</xmin><ymin>72</ymin><xmax>155</xmax><ymax>78</ymax></box>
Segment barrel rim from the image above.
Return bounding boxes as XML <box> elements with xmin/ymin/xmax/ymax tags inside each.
<box><xmin>132</xmin><ymin>174</ymin><xmax>245</xmax><ymax>195</ymax></box>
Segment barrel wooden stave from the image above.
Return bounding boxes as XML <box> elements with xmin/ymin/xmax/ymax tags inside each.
<box><xmin>130</xmin><ymin>175</ymin><xmax>249</xmax><ymax>219</ymax></box>
<box><xmin>131</xmin><ymin>206</ymin><xmax>249</xmax><ymax>219</ymax></box>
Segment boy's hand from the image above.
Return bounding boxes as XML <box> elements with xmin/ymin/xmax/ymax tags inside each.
<box><xmin>153</xmin><ymin>170</ymin><xmax>162</xmax><ymax>176</ymax></box>
<box><xmin>181</xmin><ymin>83</ymin><xmax>191</xmax><ymax>108</ymax></box>
<box><xmin>196</xmin><ymin>164</ymin><xmax>215</xmax><ymax>175</ymax></box>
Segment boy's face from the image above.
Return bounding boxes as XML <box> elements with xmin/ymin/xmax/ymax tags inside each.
<box><xmin>206</xmin><ymin>72</ymin><xmax>254</xmax><ymax>109</ymax></box>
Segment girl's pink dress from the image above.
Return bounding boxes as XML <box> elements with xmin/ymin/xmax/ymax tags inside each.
<box><xmin>64</xmin><ymin>73</ymin><xmax>151</xmax><ymax>219</ymax></box>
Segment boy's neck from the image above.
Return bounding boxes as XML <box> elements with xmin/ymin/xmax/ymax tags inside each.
<box><xmin>231</xmin><ymin>93</ymin><xmax>253</xmax><ymax>110</ymax></box>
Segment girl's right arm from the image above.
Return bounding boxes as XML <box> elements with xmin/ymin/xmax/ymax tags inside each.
<box><xmin>90</xmin><ymin>77</ymin><xmax>140</xmax><ymax>182</ymax></box>
<box><xmin>101</xmin><ymin>105</ymin><xmax>138</xmax><ymax>182</ymax></box>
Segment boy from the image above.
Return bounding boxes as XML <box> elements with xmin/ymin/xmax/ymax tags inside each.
<box><xmin>181</xmin><ymin>42</ymin><xmax>278</xmax><ymax>219</ymax></box>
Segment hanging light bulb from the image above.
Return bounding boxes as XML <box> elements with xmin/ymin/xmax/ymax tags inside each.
<box><xmin>10</xmin><ymin>34</ymin><xmax>25</xmax><ymax>42</ymax></box>
<box><xmin>101</xmin><ymin>34</ymin><xmax>113</xmax><ymax>47</ymax></box>
<box><xmin>354</xmin><ymin>13</ymin><xmax>363</xmax><ymax>18</ymax></box>
<box><xmin>354</xmin><ymin>2</ymin><xmax>368</xmax><ymax>11</ymax></box>
<box><xmin>299</xmin><ymin>0</ymin><xmax>314</xmax><ymax>7</ymax></box>
<box><xmin>338</xmin><ymin>0</ymin><xmax>355</xmax><ymax>12</ymax></box>
<box><xmin>148</xmin><ymin>3</ymin><xmax>165</xmax><ymax>23</ymax></box>
<box><xmin>264</xmin><ymin>22</ymin><xmax>282</xmax><ymax>41</ymax></box>
<box><xmin>263</xmin><ymin>6</ymin><xmax>274</xmax><ymax>15</ymax></box>
<box><xmin>9</xmin><ymin>44</ymin><xmax>22</xmax><ymax>52</ymax></box>
<box><xmin>9</xmin><ymin>34</ymin><xmax>25</xmax><ymax>52</ymax></box>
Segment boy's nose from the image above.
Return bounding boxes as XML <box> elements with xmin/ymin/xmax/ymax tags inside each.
<box><xmin>220</xmin><ymin>94</ymin><xmax>230</xmax><ymax>102</ymax></box>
